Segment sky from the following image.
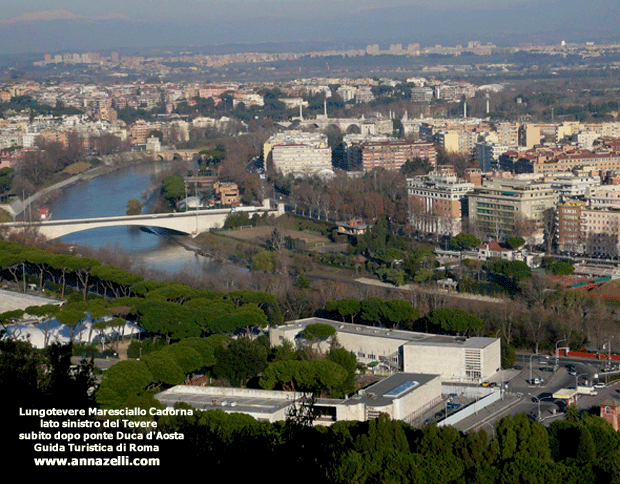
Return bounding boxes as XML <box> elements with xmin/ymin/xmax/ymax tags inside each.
<box><xmin>0</xmin><ymin>0</ymin><xmax>617</xmax><ymax>56</ymax></box>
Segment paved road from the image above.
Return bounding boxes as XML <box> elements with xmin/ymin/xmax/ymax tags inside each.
<box><xmin>453</xmin><ymin>354</ymin><xmax>620</xmax><ymax>432</ymax></box>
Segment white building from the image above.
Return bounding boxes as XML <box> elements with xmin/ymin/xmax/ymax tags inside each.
<box><xmin>154</xmin><ymin>372</ymin><xmax>443</xmax><ymax>425</ymax></box>
<box><xmin>270</xmin><ymin>318</ymin><xmax>501</xmax><ymax>384</ymax></box>
<box><xmin>264</xmin><ymin>132</ymin><xmax>332</xmax><ymax>176</ymax></box>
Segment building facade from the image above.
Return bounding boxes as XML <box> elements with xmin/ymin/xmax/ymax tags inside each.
<box><xmin>358</xmin><ymin>140</ymin><xmax>437</xmax><ymax>172</ymax></box>
<box><xmin>468</xmin><ymin>178</ymin><xmax>555</xmax><ymax>241</ymax></box>
<box><xmin>407</xmin><ymin>166</ymin><xmax>474</xmax><ymax>237</ymax></box>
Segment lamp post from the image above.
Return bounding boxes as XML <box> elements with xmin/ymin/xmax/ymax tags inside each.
<box><xmin>529</xmin><ymin>353</ymin><xmax>549</xmax><ymax>384</ymax></box>
<box><xmin>496</xmin><ymin>329</ymin><xmax>505</xmax><ymax>399</ymax></box>
<box><xmin>555</xmin><ymin>338</ymin><xmax>568</xmax><ymax>372</ymax></box>
<box><xmin>603</xmin><ymin>336</ymin><xmax>614</xmax><ymax>371</ymax></box>
<box><xmin>529</xmin><ymin>394</ymin><xmax>541</xmax><ymax>420</ymax></box>
<box><xmin>529</xmin><ymin>394</ymin><xmax>556</xmax><ymax>421</ymax></box>
<box><xmin>482</xmin><ymin>421</ymin><xmax>494</xmax><ymax>439</ymax></box>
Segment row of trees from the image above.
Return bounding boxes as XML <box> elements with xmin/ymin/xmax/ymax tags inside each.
<box><xmin>154</xmin><ymin>404</ymin><xmax>620</xmax><ymax>482</ymax></box>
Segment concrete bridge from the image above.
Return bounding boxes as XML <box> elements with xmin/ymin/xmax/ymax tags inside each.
<box><xmin>2</xmin><ymin>201</ymin><xmax>282</xmax><ymax>240</ymax></box>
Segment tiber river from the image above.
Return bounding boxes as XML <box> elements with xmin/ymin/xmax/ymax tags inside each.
<box><xmin>47</xmin><ymin>161</ymin><xmax>220</xmax><ymax>277</ymax></box>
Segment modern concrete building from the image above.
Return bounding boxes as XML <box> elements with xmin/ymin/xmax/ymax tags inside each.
<box><xmin>269</xmin><ymin>317</ymin><xmax>501</xmax><ymax>384</ymax></box>
<box><xmin>154</xmin><ymin>385</ymin><xmax>309</xmax><ymax>423</ymax></box>
<box><xmin>154</xmin><ymin>372</ymin><xmax>443</xmax><ymax>425</ymax></box>
<box><xmin>557</xmin><ymin>200</ymin><xmax>586</xmax><ymax>253</ymax></box>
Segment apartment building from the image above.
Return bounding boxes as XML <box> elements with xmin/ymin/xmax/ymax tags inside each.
<box><xmin>500</xmin><ymin>146</ymin><xmax>620</xmax><ymax>176</ymax></box>
<box><xmin>265</xmin><ymin>131</ymin><xmax>332</xmax><ymax>176</ymax></box>
<box><xmin>475</xmin><ymin>142</ymin><xmax>515</xmax><ymax>172</ymax></box>
<box><xmin>468</xmin><ymin>178</ymin><xmax>555</xmax><ymax>240</ymax></box>
<box><xmin>358</xmin><ymin>140</ymin><xmax>437</xmax><ymax>172</ymax></box>
<box><xmin>557</xmin><ymin>201</ymin><xmax>586</xmax><ymax>253</ymax></box>
<box><xmin>407</xmin><ymin>166</ymin><xmax>474</xmax><ymax>236</ymax></box>
<box><xmin>581</xmin><ymin>185</ymin><xmax>620</xmax><ymax>256</ymax></box>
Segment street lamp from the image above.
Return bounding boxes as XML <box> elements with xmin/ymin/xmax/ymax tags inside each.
<box><xmin>575</xmin><ymin>372</ymin><xmax>591</xmax><ymax>389</ymax></box>
<box><xmin>482</xmin><ymin>421</ymin><xmax>494</xmax><ymax>439</ymax></box>
<box><xmin>555</xmin><ymin>338</ymin><xmax>568</xmax><ymax>372</ymax></box>
<box><xmin>529</xmin><ymin>394</ymin><xmax>556</xmax><ymax>421</ymax></box>
<box><xmin>529</xmin><ymin>353</ymin><xmax>549</xmax><ymax>384</ymax></box>
<box><xmin>529</xmin><ymin>393</ymin><xmax>542</xmax><ymax>420</ymax></box>
<box><xmin>603</xmin><ymin>336</ymin><xmax>615</xmax><ymax>371</ymax></box>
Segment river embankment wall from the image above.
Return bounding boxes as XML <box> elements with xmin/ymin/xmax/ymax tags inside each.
<box><xmin>8</xmin><ymin>152</ymin><xmax>165</xmax><ymax>218</ymax></box>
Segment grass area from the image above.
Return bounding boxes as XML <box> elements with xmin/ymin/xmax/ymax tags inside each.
<box><xmin>0</xmin><ymin>208</ymin><xmax>13</xmax><ymax>222</ymax></box>
<box><xmin>63</xmin><ymin>161</ymin><xmax>92</xmax><ymax>175</ymax></box>
<box><xmin>221</xmin><ymin>225</ymin><xmax>331</xmax><ymax>247</ymax></box>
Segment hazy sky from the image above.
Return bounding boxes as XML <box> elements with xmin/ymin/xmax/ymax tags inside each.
<box><xmin>1</xmin><ymin>0</ymin><xmax>539</xmax><ymax>23</ymax></box>
<box><xmin>0</xmin><ymin>0</ymin><xmax>615</xmax><ymax>55</ymax></box>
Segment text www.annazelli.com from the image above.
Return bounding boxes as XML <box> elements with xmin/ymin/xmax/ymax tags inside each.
<box><xmin>34</xmin><ymin>456</ymin><xmax>160</xmax><ymax>466</ymax></box>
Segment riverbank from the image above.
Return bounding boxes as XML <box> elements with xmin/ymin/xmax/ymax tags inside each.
<box><xmin>11</xmin><ymin>151</ymin><xmax>172</xmax><ymax>220</ymax></box>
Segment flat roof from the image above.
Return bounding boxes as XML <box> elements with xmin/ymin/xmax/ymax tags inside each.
<box><xmin>341</xmin><ymin>372</ymin><xmax>440</xmax><ymax>408</ymax></box>
<box><xmin>277</xmin><ymin>317</ymin><xmax>498</xmax><ymax>349</ymax></box>
<box><xmin>0</xmin><ymin>289</ymin><xmax>62</xmax><ymax>313</ymax></box>
<box><xmin>154</xmin><ymin>385</ymin><xmax>308</xmax><ymax>417</ymax></box>
<box><xmin>553</xmin><ymin>388</ymin><xmax>578</xmax><ymax>399</ymax></box>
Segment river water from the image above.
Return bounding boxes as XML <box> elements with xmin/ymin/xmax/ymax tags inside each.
<box><xmin>47</xmin><ymin>161</ymin><xmax>217</xmax><ymax>276</ymax></box>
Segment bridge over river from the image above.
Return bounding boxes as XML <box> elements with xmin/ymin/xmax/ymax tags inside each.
<box><xmin>2</xmin><ymin>201</ymin><xmax>282</xmax><ymax>240</ymax></box>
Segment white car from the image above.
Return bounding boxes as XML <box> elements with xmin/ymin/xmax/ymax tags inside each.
<box><xmin>594</xmin><ymin>382</ymin><xmax>605</xmax><ymax>389</ymax></box>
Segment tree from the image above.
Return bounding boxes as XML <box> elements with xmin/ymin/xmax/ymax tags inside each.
<box><xmin>251</xmin><ymin>250</ymin><xmax>278</xmax><ymax>273</ymax></box>
<box><xmin>95</xmin><ymin>359</ymin><xmax>154</xmax><ymax>408</ymax></box>
<box><xmin>302</xmin><ymin>323</ymin><xmax>337</xmax><ymax>350</ymax></box>
<box><xmin>143</xmin><ymin>352</ymin><xmax>185</xmax><ymax>386</ymax></box>
<box><xmin>450</xmin><ymin>232</ymin><xmax>481</xmax><ymax>250</ymax></box>
<box><xmin>324</xmin><ymin>299</ymin><xmax>361</xmax><ymax>324</ymax></box>
<box><xmin>506</xmin><ymin>236</ymin><xmax>525</xmax><ymax>249</ymax></box>
<box><xmin>126</xmin><ymin>198</ymin><xmax>144</xmax><ymax>215</ymax></box>
<box><xmin>213</xmin><ymin>337</ymin><xmax>268</xmax><ymax>387</ymax></box>
<box><xmin>161</xmin><ymin>174</ymin><xmax>185</xmax><ymax>206</ymax></box>
<box><xmin>488</xmin><ymin>260</ymin><xmax>532</xmax><ymax>283</ymax></box>
<box><xmin>426</xmin><ymin>308</ymin><xmax>484</xmax><ymax>336</ymax></box>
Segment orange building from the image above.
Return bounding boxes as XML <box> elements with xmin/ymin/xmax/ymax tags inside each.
<box><xmin>360</xmin><ymin>140</ymin><xmax>437</xmax><ymax>172</ymax></box>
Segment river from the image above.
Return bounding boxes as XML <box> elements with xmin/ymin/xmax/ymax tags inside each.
<box><xmin>47</xmin><ymin>161</ymin><xmax>220</xmax><ymax>277</ymax></box>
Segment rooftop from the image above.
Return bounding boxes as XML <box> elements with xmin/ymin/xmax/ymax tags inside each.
<box><xmin>340</xmin><ymin>372</ymin><xmax>440</xmax><ymax>408</ymax></box>
<box><xmin>154</xmin><ymin>385</ymin><xmax>308</xmax><ymax>416</ymax></box>
<box><xmin>280</xmin><ymin>317</ymin><xmax>497</xmax><ymax>349</ymax></box>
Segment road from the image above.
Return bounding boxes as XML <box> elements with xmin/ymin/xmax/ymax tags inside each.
<box><xmin>460</xmin><ymin>354</ymin><xmax>620</xmax><ymax>432</ymax></box>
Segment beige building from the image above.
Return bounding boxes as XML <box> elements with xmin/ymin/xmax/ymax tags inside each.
<box><xmin>263</xmin><ymin>131</ymin><xmax>332</xmax><ymax>176</ymax></box>
<box><xmin>581</xmin><ymin>185</ymin><xmax>620</xmax><ymax>256</ymax></box>
<box><xmin>468</xmin><ymin>178</ymin><xmax>555</xmax><ymax>241</ymax></box>
<box><xmin>154</xmin><ymin>372</ymin><xmax>442</xmax><ymax>425</ymax></box>
<box><xmin>407</xmin><ymin>166</ymin><xmax>474</xmax><ymax>237</ymax></box>
<box><xmin>269</xmin><ymin>318</ymin><xmax>501</xmax><ymax>384</ymax></box>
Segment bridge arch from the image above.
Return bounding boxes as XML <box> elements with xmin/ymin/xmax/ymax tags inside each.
<box><xmin>345</xmin><ymin>124</ymin><xmax>361</xmax><ymax>134</ymax></box>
